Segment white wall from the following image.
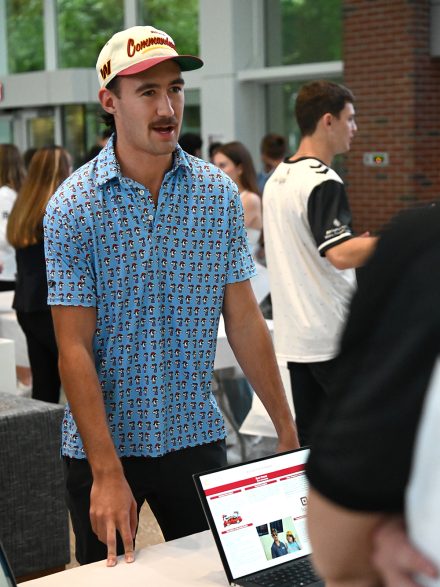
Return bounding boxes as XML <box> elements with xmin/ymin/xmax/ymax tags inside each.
<box><xmin>198</xmin><ymin>0</ymin><xmax>266</xmax><ymax>162</ymax></box>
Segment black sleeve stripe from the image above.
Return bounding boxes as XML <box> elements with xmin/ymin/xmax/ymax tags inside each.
<box><xmin>318</xmin><ymin>233</ymin><xmax>353</xmax><ymax>256</ymax></box>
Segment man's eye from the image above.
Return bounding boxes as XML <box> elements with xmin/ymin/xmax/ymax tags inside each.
<box><xmin>171</xmin><ymin>86</ymin><xmax>183</xmax><ymax>93</ymax></box>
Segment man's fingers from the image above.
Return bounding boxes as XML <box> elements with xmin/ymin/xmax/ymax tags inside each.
<box><xmin>398</xmin><ymin>545</ymin><xmax>438</xmax><ymax>578</ymax></box>
<box><xmin>120</xmin><ymin>525</ymin><xmax>135</xmax><ymax>564</ymax></box>
<box><xmin>372</xmin><ymin>517</ymin><xmax>438</xmax><ymax>587</ymax></box>
<box><xmin>106</xmin><ymin>525</ymin><xmax>118</xmax><ymax>567</ymax></box>
<box><xmin>130</xmin><ymin>500</ymin><xmax>138</xmax><ymax>540</ymax></box>
<box><xmin>89</xmin><ymin>478</ymin><xmax>138</xmax><ymax>566</ymax></box>
<box><xmin>122</xmin><ymin>500</ymin><xmax>138</xmax><ymax>562</ymax></box>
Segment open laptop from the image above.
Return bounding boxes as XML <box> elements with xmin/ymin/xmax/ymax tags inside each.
<box><xmin>0</xmin><ymin>542</ymin><xmax>17</xmax><ymax>587</ymax></box>
<box><xmin>193</xmin><ymin>446</ymin><xmax>324</xmax><ymax>587</ymax></box>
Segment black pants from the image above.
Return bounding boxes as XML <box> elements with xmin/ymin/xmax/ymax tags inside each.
<box><xmin>65</xmin><ymin>439</ymin><xmax>227</xmax><ymax>565</ymax></box>
<box><xmin>16</xmin><ymin>310</ymin><xmax>61</xmax><ymax>403</ymax></box>
<box><xmin>287</xmin><ymin>360</ymin><xmax>336</xmax><ymax>446</ymax></box>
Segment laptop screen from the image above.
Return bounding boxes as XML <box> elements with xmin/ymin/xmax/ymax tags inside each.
<box><xmin>194</xmin><ymin>447</ymin><xmax>312</xmax><ymax>581</ymax></box>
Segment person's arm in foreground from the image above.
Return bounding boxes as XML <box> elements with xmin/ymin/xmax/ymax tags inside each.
<box><xmin>325</xmin><ymin>234</ymin><xmax>378</xmax><ymax>270</ymax></box>
<box><xmin>222</xmin><ymin>279</ymin><xmax>299</xmax><ymax>451</ymax></box>
<box><xmin>372</xmin><ymin>516</ymin><xmax>438</xmax><ymax>587</ymax></box>
<box><xmin>52</xmin><ymin>305</ymin><xmax>137</xmax><ymax>567</ymax></box>
<box><xmin>307</xmin><ymin>487</ymin><xmax>385</xmax><ymax>587</ymax></box>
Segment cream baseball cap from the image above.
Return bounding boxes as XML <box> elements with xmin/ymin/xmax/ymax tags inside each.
<box><xmin>96</xmin><ymin>25</ymin><xmax>203</xmax><ymax>88</ymax></box>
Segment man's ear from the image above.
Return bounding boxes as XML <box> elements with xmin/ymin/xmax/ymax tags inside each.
<box><xmin>98</xmin><ymin>87</ymin><xmax>117</xmax><ymax>114</ymax></box>
<box><xmin>323</xmin><ymin>113</ymin><xmax>333</xmax><ymax>128</ymax></box>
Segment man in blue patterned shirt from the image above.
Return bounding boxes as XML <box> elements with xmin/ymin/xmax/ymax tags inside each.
<box><xmin>44</xmin><ymin>25</ymin><xmax>298</xmax><ymax>567</ymax></box>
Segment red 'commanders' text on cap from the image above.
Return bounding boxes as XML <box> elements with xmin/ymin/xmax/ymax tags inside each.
<box><xmin>96</xmin><ymin>25</ymin><xmax>203</xmax><ymax>88</ymax></box>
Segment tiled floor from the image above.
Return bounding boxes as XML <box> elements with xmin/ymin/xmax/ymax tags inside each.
<box><xmin>67</xmin><ymin>431</ymin><xmax>277</xmax><ymax>568</ymax></box>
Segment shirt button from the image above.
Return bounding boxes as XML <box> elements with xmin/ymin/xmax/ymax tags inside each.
<box><xmin>138</xmin><ymin>189</ymin><xmax>145</xmax><ymax>195</ymax></box>
<box><xmin>148</xmin><ymin>214</ymin><xmax>154</xmax><ymax>221</ymax></box>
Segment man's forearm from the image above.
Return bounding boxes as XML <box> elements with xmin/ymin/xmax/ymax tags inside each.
<box><xmin>57</xmin><ymin>338</ymin><xmax>137</xmax><ymax>565</ymax></box>
<box><xmin>59</xmin><ymin>343</ymin><xmax>122</xmax><ymax>474</ymax></box>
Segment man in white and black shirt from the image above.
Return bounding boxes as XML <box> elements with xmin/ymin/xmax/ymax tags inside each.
<box><xmin>263</xmin><ymin>80</ymin><xmax>377</xmax><ymax>445</ymax></box>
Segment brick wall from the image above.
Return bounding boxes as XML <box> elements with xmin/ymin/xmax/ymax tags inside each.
<box><xmin>343</xmin><ymin>0</ymin><xmax>440</xmax><ymax>232</ymax></box>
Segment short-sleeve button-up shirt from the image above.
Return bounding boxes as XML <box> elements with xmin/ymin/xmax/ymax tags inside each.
<box><xmin>44</xmin><ymin>138</ymin><xmax>256</xmax><ymax>458</ymax></box>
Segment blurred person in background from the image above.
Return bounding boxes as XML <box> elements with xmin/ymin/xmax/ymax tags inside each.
<box><xmin>0</xmin><ymin>143</ymin><xmax>31</xmax><ymax>391</ymax></box>
<box><xmin>263</xmin><ymin>81</ymin><xmax>377</xmax><ymax>446</ymax></box>
<box><xmin>257</xmin><ymin>133</ymin><xmax>287</xmax><ymax>194</ymax></box>
<box><xmin>208</xmin><ymin>141</ymin><xmax>223</xmax><ymax>163</ymax></box>
<box><xmin>179</xmin><ymin>132</ymin><xmax>203</xmax><ymax>157</ymax></box>
<box><xmin>83</xmin><ymin>128</ymin><xmax>112</xmax><ymax>164</ymax></box>
<box><xmin>213</xmin><ymin>141</ymin><xmax>265</xmax><ymax>427</ymax></box>
<box><xmin>23</xmin><ymin>147</ymin><xmax>37</xmax><ymax>170</ymax></box>
<box><xmin>7</xmin><ymin>146</ymin><xmax>73</xmax><ymax>403</ymax></box>
<box><xmin>213</xmin><ymin>141</ymin><xmax>263</xmax><ymax>261</ymax></box>
<box><xmin>0</xmin><ymin>144</ymin><xmax>25</xmax><ymax>291</ymax></box>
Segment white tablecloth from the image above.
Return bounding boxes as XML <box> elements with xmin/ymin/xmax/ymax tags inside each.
<box><xmin>19</xmin><ymin>531</ymin><xmax>228</xmax><ymax>587</ymax></box>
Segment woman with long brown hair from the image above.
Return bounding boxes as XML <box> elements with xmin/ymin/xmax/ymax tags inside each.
<box><xmin>7</xmin><ymin>146</ymin><xmax>72</xmax><ymax>403</ymax></box>
<box><xmin>0</xmin><ymin>144</ymin><xmax>25</xmax><ymax>290</ymax></box>
<box><xmin>213</xmin><ymin>142</ymin><xmax>267</xmax><ymax>429</ymax></box>
<box><xmin>213</xmin><ymin>141</ymin><xmax>263</xmax><ymax>258</ymax></box>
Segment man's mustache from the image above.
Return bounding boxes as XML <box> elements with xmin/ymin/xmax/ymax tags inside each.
<box><xmin>149</xmin><ymin>117</ymin><xmax>179</xmax><ymax>128</ymax></box>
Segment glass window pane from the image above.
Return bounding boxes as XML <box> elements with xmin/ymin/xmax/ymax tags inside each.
<box><xmin>266</xmin><ymin>0</ymin><xmax>342</xmax><ymax>66</ymax></box>
<box><xmin>26</xmin><ymin>110</ymin><xmax>55</xmax><ymax>148</ymax></box>
<box><xmin>180</xmin><ymin>89</ymin><xmax>200</xmax><ymax>135</ymax></box>
<box><xmin>84</xmin><ymin>104</ymin><xmax>108</xmax><ymax>155</ymax></box>
<box><xmin>63</xmin><ymin>105</ymin><xmax>86</xmax><ymax>169</ymax></box>
<box><xmin>6</xmin><ymin>0</ymin><xmax>44</xmax><ymax>73</ymax></box>
<box><xmin>138</xmin><ymin>0</ymin><xmax>199</xmax><ymax>56</ymax></box>
<box><xmin>57</xmin><ymin>0</ymin><xmax>124</xmax><ymax>68</ymax></box>
<box><xmin>63</xmin><ymin>104</ymin><xmax>111</xmax><ymax>169</ymax></box>
<box><xmin>0</xmin><ymin>118</ymin><xmax>13</xmax><ymax>143</ymax></box>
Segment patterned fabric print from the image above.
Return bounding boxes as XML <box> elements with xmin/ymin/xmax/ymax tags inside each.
<box><xmin>44</xmin><ymin>138</ymin><xmax>256</xmax><ymax>458</ymax></box>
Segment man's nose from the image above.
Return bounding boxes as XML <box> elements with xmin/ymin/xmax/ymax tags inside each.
<box><xmin>157</xmin><ymin>93</ymin><xmax>174</xmax><ymax>116</ymax></box>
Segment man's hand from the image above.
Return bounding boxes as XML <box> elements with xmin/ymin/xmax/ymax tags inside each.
<box><xmin>90</xmin><ymin>471</ymin><xmax>138</xmax><ymax>567</ymax></box>
<box><xmin>372</xmin><ymin>516</ymin><xmax>438</xmax><ymax>587</ymax></box>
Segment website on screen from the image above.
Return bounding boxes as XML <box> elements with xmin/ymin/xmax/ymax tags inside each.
<box><xmin>200</xmin><ymin>451</ymin><xmax>311</xmax><ymax>579</ymax></box>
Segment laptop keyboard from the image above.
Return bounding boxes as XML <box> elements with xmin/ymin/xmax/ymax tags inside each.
<box><xmin>245</xmin><ymin>558</ymin><xmax>321</xmax><ymax>587</ymax></box>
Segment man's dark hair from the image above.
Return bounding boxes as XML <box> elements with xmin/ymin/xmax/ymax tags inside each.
<box><xmin>295</xmin><ymin>81</ymin><xmax>355</xmax><ymax>137</ymax></box>
<box><xmin>260</xmin><ymin>133</ymin><xmax>287</xmax><ymax>160</ymax></box>
<box><xmin>101</xmin><ymin>77</ymin><xmax>121</xmax><ymax>133</ymax></box>
<box><xmin>179</xmin><ymin>133</ymin><xmax>202</xmax><ymax>156</ymax></box>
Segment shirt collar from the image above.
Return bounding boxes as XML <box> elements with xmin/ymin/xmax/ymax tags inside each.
<box><xmin>94</xmin><ymin>134</ymin><xmax>192</xmax><ymax>187</ymax></box>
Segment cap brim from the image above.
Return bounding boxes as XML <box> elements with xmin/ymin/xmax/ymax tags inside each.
<box><xmin>117</xmin><ymin>55</ymin><xmax>203</xmax><ymax>77</ymax></box>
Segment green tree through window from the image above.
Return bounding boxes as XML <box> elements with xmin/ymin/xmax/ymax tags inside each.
<box><xmin>139</xmin><ymin>0</ymin><xmax>199</xmax><ymax>56</ymax></box>
<box><xmin>6</xmin><ymin>0</ymin><xmax>44</xmax><ymax>73</ymax></box>
<box><xmin>266</xmin><ymin>0</ymin><xmax>341</xmax><ymax>66</ymax></box>
<box><xmin>57</xmin><ymin>0</ymin><xmax>124</xmax><ymax>68</ymax></box>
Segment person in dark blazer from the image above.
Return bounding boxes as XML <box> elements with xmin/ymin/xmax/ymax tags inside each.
<box><xmin>7</xmin><ymin>146</ymin><xmax>72</xmax><ymax>403</ymax></box>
